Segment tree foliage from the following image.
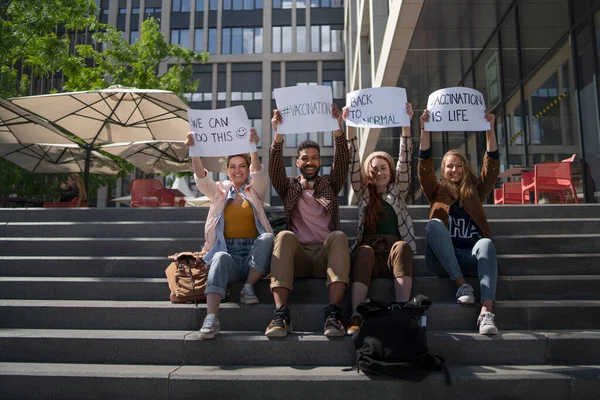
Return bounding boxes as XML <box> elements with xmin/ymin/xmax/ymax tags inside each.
<box><xmin>0</xmin><ymin>1</ymin><xmax>208</xmax><ymax>201</ymax></box>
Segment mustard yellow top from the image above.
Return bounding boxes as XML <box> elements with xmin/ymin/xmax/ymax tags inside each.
<box><xmin>223</xmin><ymin>200</ymin><xmax>259</xmax><ymax>239</ymax></box>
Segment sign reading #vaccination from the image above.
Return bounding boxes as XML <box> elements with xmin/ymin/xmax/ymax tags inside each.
<box><xmin>345</xmin><ymin>87</ymin><xmax>411</xmax><ymax>128</ymax></box>
<box><xmin>187</xmin><ymin>106</ymin><xmax>256</xmax><ymax>157</ymax></box>
<box><xmin>425</xmin><ymin>87</ymin><xmax>490</xmax><ymax>132</ymax></box>
<box><xmin>273</xmin><ymin>85</ymin><xmax>340</xmax><ymax>134</ymax></box>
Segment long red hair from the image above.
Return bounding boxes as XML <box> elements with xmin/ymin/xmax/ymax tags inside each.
<box><xmin>362</xmin><ymin>153</ymin><xmax>395</xmax><ymax>234</ymax></box>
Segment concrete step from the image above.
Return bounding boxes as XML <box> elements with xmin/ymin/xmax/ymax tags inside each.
<box><xmin>0</xmin><ymin>204</ymin><xmax>599</xmax><ymax>223</ymax></box>
<box><xmin>0</xmin><ymin>362</ymin><xmax>599</xmax><ymax>400</ymax></box>
<box><xmin>2</xmin><ymin>300</ymin><xmax>600</xmax><ymax>331</ymax></box>
<box><xmin>1</xmin><ymin>234</ymin><xmax>599</xmax><ymax>256</ymax></box>
<box><xmin>1</xmin><ymin>329</ymin><xmax>598</xmax><ymax>367</ymax></box>
<box><xmin>2</xmin><ymin>276</ymin><xmax>599</xmax><ymax>302</ymax></box>
<box><xmin>2</xmin><ymin>253</ymin><xmax>599</xmax><ymax>278</ymax></box>
<box><xmin>3</xmin><ymin>218</ymin><xmax>599</xmax><ymax>238</ymax></box>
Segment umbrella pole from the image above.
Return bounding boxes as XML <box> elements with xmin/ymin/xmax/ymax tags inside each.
<box><xmin>84</xmin><ymin>144</ymin><xmax>91</xmax><ymax>195</ymax></box>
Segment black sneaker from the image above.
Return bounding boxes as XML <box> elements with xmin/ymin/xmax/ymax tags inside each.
<box><xmin>265</xmin><ymin>305</ymin><xmax>292</xmax><ymax>337</ymax></box>
<box><xmin>323</xmin><ymin>303</ymin><xmax>345</xmax><ymax>337</ymax></box>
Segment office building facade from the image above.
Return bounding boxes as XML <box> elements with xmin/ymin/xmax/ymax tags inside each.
<box><xmin>345</xmin><ymin>0</ymin><xmax>600</xmax><ymax>203</ymax></box>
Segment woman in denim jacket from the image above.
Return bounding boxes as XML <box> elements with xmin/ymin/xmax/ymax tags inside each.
<box><xmin>186</xmin><ymin>128</ymin><xmax>274</xmax><ymax>340</ymax></box>
<box><xmin>343</xmin><ymin>103</ymin><xmax>418</xmax><ymax>335</ymax></box>
<box><xmin>418</xmin><ymin>109</ymin><xmax>500</xmax><ymax>335</ymax></box>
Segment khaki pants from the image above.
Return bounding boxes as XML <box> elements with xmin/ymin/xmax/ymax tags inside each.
<box><xmin>270</xmin><ymin>230</ymin><xmax>351</xmax><ymax>291</ymax></box>
<box><xmin>351</xmin><ymin>235</ymin><xmax>414</xmax><ymax>286</ymax></box>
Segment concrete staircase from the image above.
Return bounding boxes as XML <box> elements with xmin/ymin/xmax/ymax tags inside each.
<box><xmin>1</xmin><ymin>204</ymin><xmax>600</xmax><ymax>399</ymax></box>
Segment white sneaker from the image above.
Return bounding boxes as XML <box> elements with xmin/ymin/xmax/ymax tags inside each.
<box><xmin>240</xmin><ymin>283</ymin><xmax>259</xmax><ymax>305</ymax></box>
<box><xmin>199</xmin><ymin>313</ymin><xmax>220</xmax><ymax>340</ymax></box>
<box><xmin>478</xmin><ymin>311</ymin><xmax>499</xmax><ymax>335</ymax></box>
<box><xmin>456</xmin><ymin>283</ymin><xmax>475</xmax><ymax>304</ymax></box>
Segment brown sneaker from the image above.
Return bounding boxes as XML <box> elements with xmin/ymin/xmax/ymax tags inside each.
<box><xmin>323</xmin><ymin>303</ymin><xmax>345</xmax><ymax>337</ymax></box>
<box><xmin>346</xmin><ymin>314</ymin><xmax>362</xmax><ymax>336</ymax></box>
<box><xmin>265</xmin><ymin>305</ymin><xmax>292</xmax><ymax>337</ymax></box>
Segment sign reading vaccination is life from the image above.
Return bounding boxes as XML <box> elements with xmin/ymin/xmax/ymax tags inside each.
<box><xmin>345</xmin><ymin>87</ymin><xmax>411</xmax><ymax>128</ymax></box>
<box><xmin>187</xmin><ymin>106</ymin><xmax>256</xmax><ymax>157</ymax></box>
<box><xmin>425</xmin><ymin>87</ymin><xmax>490</xmax><ymax>132</ymax></box>
<box><xmin>273</xmin><ymin>85</ymin><xmax>340</xmax><ymax>134</ymax></box>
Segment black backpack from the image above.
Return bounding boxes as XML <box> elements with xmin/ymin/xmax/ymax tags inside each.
<box><xmin>349</xmin><ymin>294</ymin><xmax>451</xmax><ymax>385</ymax></box>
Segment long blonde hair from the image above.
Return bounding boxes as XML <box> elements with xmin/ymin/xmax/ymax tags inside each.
<box><xmin>69</xmin><ymin>173</ymin><xmax>87</xmax><ymax>202</ymax></box>
<box><xmin>439</xmin><ymin>150</ymin><xmax>478</xmax><ymax>206</ymax></box>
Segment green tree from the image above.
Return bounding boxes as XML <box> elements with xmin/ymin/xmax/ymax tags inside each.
<box><xmin>0</xmin><ymin>2</ymin><xmax>207</xmax><ymax>202</ymax></box>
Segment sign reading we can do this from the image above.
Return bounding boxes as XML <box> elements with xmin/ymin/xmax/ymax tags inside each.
<box><xmin>425</xmin><ymin>87</ymin><xmax>490</xmax><ymax>132</ymax></box>
<box><xmin>187</xmin><ymin>106</ymin><xmax>256</xmax><ymax>157</ymax></box>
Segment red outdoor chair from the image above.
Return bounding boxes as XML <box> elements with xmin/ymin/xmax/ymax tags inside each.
<box><xmin>521</xmin><ymin>154</ymin><xmax>580</xmax><ymax>204</ymax></box>
<box><xmin>494</xmin><ymin>188</ymin><xmax>504</xmax><ymax>204</ymax></box>
<box><xmin>503</xmin><ymin>181</ymin><xmax>529</xmax><ymax>204</ymax></box>
<box><xmin>130</xmin><ymin>179</ymin><xmax>186</xmax><ymax>207</ymax></box>
<box><xmin>43</xmin><ymin>197</ymin><xmax>88</xmax><ymax>208</ymax></box>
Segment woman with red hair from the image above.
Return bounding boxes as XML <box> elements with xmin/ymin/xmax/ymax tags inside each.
<box><xmin>344</xmin><ymin>103</ymin><xmax>417</xmax><ymax>335</ymax></box>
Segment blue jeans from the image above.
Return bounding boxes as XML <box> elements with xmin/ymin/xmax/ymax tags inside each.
<box><xmin>424</xmin><ymin>219</ymin><xmax>498</xmax><ymax>302</ymax></box>
<box><xmin>205</xmin><ymin>233</ymin><xmax>275</xmax><ymax>298</ymax></box>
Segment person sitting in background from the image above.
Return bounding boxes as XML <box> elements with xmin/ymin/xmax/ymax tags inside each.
<box><xmin>418</xmin><ymin>108</ymin><xmax>500</xmax><ymax>335</ymax></box>
<box><xmin>344</xmin><ymin>102</ymin><xmax>418</xmax><ymax>335</ymax></box>
<box><xmin>185</xmin><ymin>127</ymin><xmax>274</xmax><ymax>340</ymax></box>
<box><xmin>59</xmin><ymin>174</ymin><xmax>86</xmax><ymax>205</ymax></box>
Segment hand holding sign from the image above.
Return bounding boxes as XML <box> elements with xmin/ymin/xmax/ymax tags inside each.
<box><xmin>273</xmin><ymin>85</ymin><xmax>340</xmax><ymax>134</ymax></box>
<box><xmin>187</xmin><ymin>106</ymin><xmax>256</xmax><ymax>157</ymax></box>
<box><xmin>345</xmin><ymin>87</ymin><xmax>411</xmax><ymax>128</ymax></box>
<box><xmin>424</xmin><ymin>87</ymin><xmax>490</xmax><ymax>132</ymax></box>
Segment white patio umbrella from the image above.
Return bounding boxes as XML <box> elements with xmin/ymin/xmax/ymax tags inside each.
<box><xmin>0</xmin><ymin>143</ymin><xmax>119</xmax><ymax>174</ymax></box>
<box><xmin>101</xmin><ymin>141</ymin><xmax>191</xmax><ymax>174</ymax></box>
<box><xmin>10</xmin><ymin>86</ymin><xmax>191</xmax><ymax>189</ymax></box>
<box><xmin>0</xmin><ymin>99</ymin><xmax>74</xmax><ymax>145</ymax></box>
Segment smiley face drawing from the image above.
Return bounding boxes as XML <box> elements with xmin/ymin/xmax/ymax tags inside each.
<box><xmin>235</xmin><ymin>127</ymin><xmax>248</xmax><ymax>139</ymax></box>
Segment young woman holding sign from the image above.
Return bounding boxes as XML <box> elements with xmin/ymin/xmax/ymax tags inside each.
<box><xmin>184</xmin><ymin>127</ymin><xmax>274</xmax><ymax>340</ymax></box>
<box><xmin>418</xmin><ymin>109</ymin><xmax>500</xmax><ymax>335</ymax></box>
<box><xmin>343</xmin><ymin>103</ymin><xmax>418</xmax><ymax>336</ymax></box>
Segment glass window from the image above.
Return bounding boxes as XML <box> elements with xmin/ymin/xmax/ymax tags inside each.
<box><xmin>232</xmin><ymin>28</ymin><xmax>243</xmax><ymax>54</ymax></box>
<box><xmin>192</xmin><ymin>93</ymin><xmax>202</xmax><ymax>102</ymax></box>
<box><xmin>243</xmin><ymin>28</ymin><xmax>254</xmax><ymax>54</ymax></box>
<box><xmin>232</xmin><ymin>92</ymin><xmax>242</xmax><ymax>101</ymax></box>
<box><xmin>282</xmin><ymin>0</ymin><xmax>292</xmax><ymax>8</ymax></box>
<box><xmin>119</xmin><ymin>7</ymin><xmax>126</xmax><ymax>14</ymax></box>
<box><xmin>296</xmin><ymin>26</ymin><xmax>306</xmax><ymax>52</ymax></box>
<box><xmin>321</xmin><ymin>26</ymin><xmax>331</xmax><ymax>52</ymax></box>
<box><xmin>233</xmin><ymin>0</ymin><xmax>243</xmax><ymax>10</ymax></box>
<box><xmin>210</xmin><ymin>0</ymin><xmax>218</xmax><ymax>10</ymax></box>
<box><xmin>331</xmin><ymin>28</ymin><xmax>342</xmax><ymax>52</ymax></box>
<box><xmin>132</xmin><ymin>7</ymin><xmax>140</xmax><ymax>14</ymax></box>
<box><xmin>204</xmin><ymin>93</ymin><xmax>213</xmax><ymax>101</ymax></box>
<box><xmin>254</xmin><ymin>28</ymin><xmax>263</xmax><ymax>53</ymax></box>
<box><xmin>297</xmin><ymin>0</ymin><xmax>306</xmax><ymax>8</ymax></box>
<box><xmin>273</xmin><ymin>0</ymin><xmax>281</xmax><ymax>8</ymax></box>
<box><xmin>130</xmin><ymin>30</ymin><xmax>139</xmax><ymax>43</ymax></box>
<box><xmin>172</xmin><ymin>0</ymin><xmax>180</xmax><ymax>12</ymax></box>
<box><xmin>171</xmin><ymin>30</ymin><xmax>179</xmax><ymax>44</ymax></box>
<box><xmin>282</xmin><ymin>27</ymin><xmax>292</xmax><ymax>53</ymax></box>
<box><xmin>182</xmin><ymin>0</ymin><xmax>191</xmax><ymax>12</ymax></box>
<box><xmin>196</xmin><ymin>0</ymin><xmax>205</xmax><ymax>11</ymax></box>
<box><xmin>222</xmin><ymin>28</ymin><xmax>231</xmax><ymax>54</ymax></box>
<box><xmin>244</xmin><ymin>0</ymin><xmax>253</xmax><ymax>9</ymax></box>
<box><xmin>255</xmin><ymin>0</ymin><xmax>263</xmax><ymax>9</ymax></box>
<box><xmin>194</xmin><ymin>29</ymin><xmax>204</xmax><ymax>52</ymax></box>
<box><xmin>208</xmin><ymin>28</ymin><xmax>217</xmax><ymax>54</ymax></box>
<box><xmin>311</xmin><ymin>26</ymin><xmax>319</xmax><ymax>52</ymax></box>
<box><xmin>272</xmin><ymin>27</ymin><xmax>281</xmax><ymax>52</ymax></box>
<box><xmin>218</xmin><ymin>92</ymin><xmax>226</xmax><ymax>101</ymax></box>
<box><xmin>311</xmin><ymin>0</ymin><xmax>319</xmax><ymax>7</ymax></box>
<box><xmin>224</xmin><ymin>0</ymin><xmax>232</xmax><ymax>10</ymax></box>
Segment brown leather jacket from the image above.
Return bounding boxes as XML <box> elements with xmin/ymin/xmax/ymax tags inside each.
<box><xmin>418</xmin><ymin>153</ymin><xmax>500</xmax><ymax>238</ymax></box>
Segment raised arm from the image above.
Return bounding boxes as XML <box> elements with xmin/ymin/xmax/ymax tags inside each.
<box><xmin>396</xmin><ymin>103</ymin><xmax>414</xmax><ymax>201</ymax></box>
<box><xmin>478</xmin><ymin>110</ymin><xmax>500</xmax><ymax>200</ymax></box>
<box><xmin>268</xmin><ymin>109</ymin><xmax>289</xmax><ymax>198</ymax></box>
<box><xmin>247</xmin><ymin>127</ymin><xmax>268</xmax><ymax>202</ymax></box>
<box><xmin>417</xmin><ymin>110</ymin><xmax>438</xmax><ymax>203</ymax></box>
<box><xmin>330</xmin><ymin>103</ymin><xmax>350</xmax><ymax>194</ymax></box>
<box><xmin>343</xmin><ymin>106</ymin><xmax>362</xmax><ymax>193</ymax></box>
<box><xmin>186</xmin><ymin>132</ymin><xmax>219</xmax><ymax>200</ymax></box>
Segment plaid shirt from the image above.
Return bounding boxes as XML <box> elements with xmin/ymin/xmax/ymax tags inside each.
<box><xmin>269</xmin><ymin>134</ymin><xmax>350</xmax><ymax>232</ymax></box>
<box><xmin>349</xmin><ymin>136</ymin><xmax>417</xmax><ymax>254</ymax></box>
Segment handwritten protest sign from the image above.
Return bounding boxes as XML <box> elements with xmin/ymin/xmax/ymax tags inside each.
<box><xmin>345</xmin><ymin>87</ymin><xmax>410</xmax><ymax>128</ymax></box>
<box><xmin>273</xmin><ymin>85</ymin><xmax>340</xmax><ymax>134</ymax></box>
<box><xmin>424</xmin><ymin>87</ymin><xmax>490</xmax><ymax>132</ymax></box>
<box><xmin>187</xmin><ymin>106</ymin><xmax>256</xmax><ymax>157</ymax></box>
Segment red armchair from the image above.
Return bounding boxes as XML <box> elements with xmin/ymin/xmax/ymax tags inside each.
<box><xmin>521</xmin><ymin>154</ymin><xmax>580</xmax><ymax>204</ymax></box>
<box><xmin>44</xmin><ymin>197</ymin><xmax>88</xmax><ymax>208</ymax></box>
<box><xmin>130</xmin><ymin>179</ymin><xmax>186</xmax><ymax>208</ymax></box>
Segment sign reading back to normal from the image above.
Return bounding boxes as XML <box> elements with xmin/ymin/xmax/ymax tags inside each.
<box><xmin>424</xmin><ymin>87</ymin><xmax>490</xmax><ymax>132</ymax></box>
<box><xmin>345</xmin><ymin>87</ymin><xmax>411</xmax><ymax>128</ymax></box>
<box><xmin>273</xmin><ymin>85</ymin><xmax>340</xmax><ymax>134</ymax></box>
<box><xmin>187</xmin><ymin>106</ymin><xmax>256</xmax><ymax>157</ymax></box>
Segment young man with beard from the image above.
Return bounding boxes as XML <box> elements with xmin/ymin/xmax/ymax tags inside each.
<box><xmin>265</xmin><ymin>104</ymin><xmax>351</xmax><ymax>338</ymax></box>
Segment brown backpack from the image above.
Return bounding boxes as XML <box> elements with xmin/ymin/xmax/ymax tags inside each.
<box><xmin>165</xmin><ymin>251</ymin><xmax>208</xmax><ymax>303</ymax></box>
